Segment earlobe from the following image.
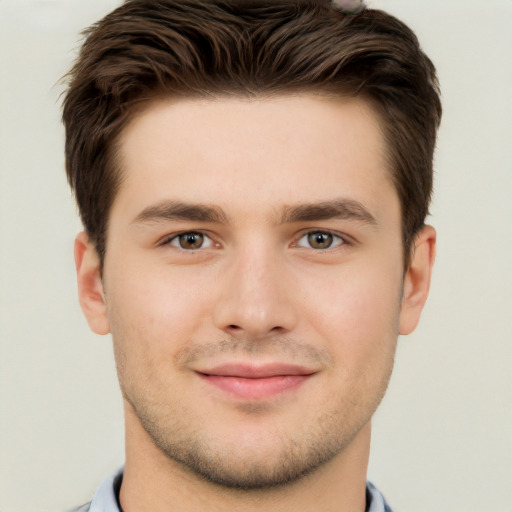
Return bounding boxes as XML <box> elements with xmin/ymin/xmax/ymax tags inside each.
<box><xmin>399</xmin><ymin>225</ymin><xmax>436</xmax><ymax>335</ymax></box>
<box><xmin>74</xmin><ymin>232</ymin><xmax>110</xmax><ymax>335</ymax></box>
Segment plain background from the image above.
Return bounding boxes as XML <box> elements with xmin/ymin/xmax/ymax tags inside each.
<box><xmin>1</xmin><ymin>0</ymin><xmax>511</xmax><ymax>511</ymax></box>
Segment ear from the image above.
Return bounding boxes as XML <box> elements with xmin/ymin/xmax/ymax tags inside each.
<box><xmin>399</xmin><ymin>225</ymin><xmax>436</xmax><ymax>335</ymax></box>
<box><xmin>74</xmin><ymin>232</ymin><xmax>110</xmax><ymax>335</ymax></box>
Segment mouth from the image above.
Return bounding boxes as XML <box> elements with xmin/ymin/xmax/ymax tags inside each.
<box><xmin>196</xmin><ymin>363</ymin><xmax>317</xmax><ymax>400</ymax></box>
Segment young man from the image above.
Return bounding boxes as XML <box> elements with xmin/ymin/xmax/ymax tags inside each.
<box><xmin>63</xmin><ymin>1</ymin><xmax>441</xmax><ymax>510</ymax></box>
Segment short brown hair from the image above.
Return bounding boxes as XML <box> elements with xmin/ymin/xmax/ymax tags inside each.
<box><xmin>63</xmin><ymin>0</ymin><xmax>441</xmax><ymax>267</ymax></box>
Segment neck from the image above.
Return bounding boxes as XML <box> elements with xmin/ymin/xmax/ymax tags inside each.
<box><xmin>120</xmin><ymin>403</ymin><xmax>371</xmax><ymax>512</ymax></box>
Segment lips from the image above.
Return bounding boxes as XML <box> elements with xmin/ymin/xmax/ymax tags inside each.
<box><xmin>196</xmin><ymin>363</ymin><xmax>316</xmax><ymax>400</ymax></box>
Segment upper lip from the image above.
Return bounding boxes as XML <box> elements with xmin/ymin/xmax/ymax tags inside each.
<box><xmin>196</xmin><ymin>363</ymin><xmax>317</xmax><ymax>378</ymax></box>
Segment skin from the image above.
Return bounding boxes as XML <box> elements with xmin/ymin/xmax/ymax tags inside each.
<box><xmin>75</xmin><ymin>95</ymin><xmax>436</xmax><ymax>512</ymax></box>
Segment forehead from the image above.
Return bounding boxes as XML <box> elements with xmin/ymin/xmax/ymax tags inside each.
<box><xmin>112</xmin><ymin>94</ymin><xmax>397</xmax><ymax>221</ymax></box>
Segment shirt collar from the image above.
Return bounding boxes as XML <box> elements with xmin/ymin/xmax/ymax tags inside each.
<box><xmin>366</xmin><ymin>481</ymin><xmax>394</xmax><ymax>512</ymax></box>
<box><xmin>88</xmin><ymin>469</ymin><xmax>393</xmax><ymax>512</ymax></box>
<box><xmin>88</xmin><ymin>469</ymin><xmax>123</xmax><ymax>512</ymax></box>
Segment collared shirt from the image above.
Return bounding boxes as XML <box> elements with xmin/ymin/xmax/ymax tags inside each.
<box><xmin>71</xmin><ymin>469</ymin><xmax>394</xmax><ymax>512</ymax></box>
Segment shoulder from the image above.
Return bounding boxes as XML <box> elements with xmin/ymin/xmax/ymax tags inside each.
<box><xmin>65</xmin><ymin>467</ymin><xmax>123</xmax><ymax>512</ymax></box>
<box><xmin>65</xmin><ymin>504</ymin><xmax>91</xmax><ymax>512</ymax></box>
<box><xmin>366</xmin><ymin>481</ymin><xmax>395</xmax><ymax>512</ymax></box>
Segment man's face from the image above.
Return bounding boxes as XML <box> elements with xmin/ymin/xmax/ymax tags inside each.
<box><xmin>80</xmin><ymin>95</ymin><xmax>429</xmax><ymax>488</ymax></box>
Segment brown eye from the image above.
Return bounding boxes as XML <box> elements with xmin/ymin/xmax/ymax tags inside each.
<box><xmin>307</xmin><ymin>232</ymin><xmax>333</xmax><ymax>249</ymax></box>
<box><xmin>297</xmin><ymin>231</ymin><xmax>344</xmax><ymax>250</ymax></box>
<box><xmin>180</xmin><ymin>233</ymin><xmax>203</xmax><ymax>249</ymax></box>
<box><xmin>169</xmin><ymin>232</ymin><xmax>212</xmax><ymax>250</ymax></box>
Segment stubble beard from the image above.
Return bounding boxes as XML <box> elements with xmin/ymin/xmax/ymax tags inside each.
<box><xmin>122</xmin><ymin>368</ymin><xmax>393</xmax><ymax>492</ymax></box>
<box><xmin>114</xmin><ymin>332</ymin><xmax>396</xmax><ymax>492</ymax></box>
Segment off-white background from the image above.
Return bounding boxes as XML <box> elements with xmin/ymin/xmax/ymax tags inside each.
<box><xmin>1</xmin><ymin>1</ymin><xmax>511</xmax><ymax>511</ymax></box>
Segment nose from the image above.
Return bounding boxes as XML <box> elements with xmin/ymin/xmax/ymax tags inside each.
<box><xmin>212</xmin><ymin>243</ymin><xmax>298</xmax><ymax>340</ymax></box>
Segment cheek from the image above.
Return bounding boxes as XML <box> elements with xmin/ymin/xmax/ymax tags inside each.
<box><xmin>297</xmin><ymin>259</ymin><xmax>402</xmax><ymax>364</ymax></box>
<box><xmin>105</xmin><ymin>264</ymin><xmax>215</xmax><ymax>359</ymax></box>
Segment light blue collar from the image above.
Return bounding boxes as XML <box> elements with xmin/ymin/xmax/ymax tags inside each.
<box><xmin>88</xmin><ymin>469</ymin><xmax>122</xmax><ymax>512</ymax></box>
<box><xmin>88</xmin><ymin>468</ymin><xmax>393</xmax><ymax>512</ymax></box>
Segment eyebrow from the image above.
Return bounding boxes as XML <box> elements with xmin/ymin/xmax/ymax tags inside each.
<box><xmin>132</xmin><ymin>198</ymin><xmax>377</xmax><ymax>227</ymax></box>
<box><xmin>133</xmin><ymin>200</ymin><xmax>230</xmax><ymax>224</ymax></box>
<box><xmin>280</xmin><ymin>199</ymin><xmax>378</xmax><ymax>226</ymax></box>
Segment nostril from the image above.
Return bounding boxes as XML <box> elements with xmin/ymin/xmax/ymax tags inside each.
<box><xmin>228</xmin><ymin>324</ymin><xmax>241</xmax><ymax>330</ymax></box>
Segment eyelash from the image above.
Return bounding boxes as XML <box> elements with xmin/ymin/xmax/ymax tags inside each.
<box><xmin>160</xmin><ymin>229</ymin><xmax>350</xmax><ymax>251</ymax></box>
<box><xmin>161</xmin><ymin>231</ymin><xmax>215</xmax><ymax>251</ymax></box>
<box><xmin>294</xmin><ymin>230</ymin><xmax>347</xmax><ymax>250</ymax></box>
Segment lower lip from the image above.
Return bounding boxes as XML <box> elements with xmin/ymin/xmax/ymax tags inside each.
<box><xmin>199</xmin><ymin>374</ymin><xmax>310</xmax><ymax>400</ymax></box>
